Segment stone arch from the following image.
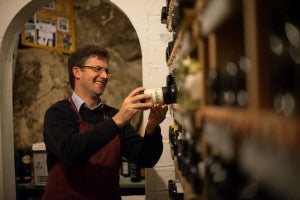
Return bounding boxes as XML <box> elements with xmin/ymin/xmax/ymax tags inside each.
<box><xmin>0</xmin><ymin>0</ymin><xmax>146</xmax><ymax>198</ymax></box>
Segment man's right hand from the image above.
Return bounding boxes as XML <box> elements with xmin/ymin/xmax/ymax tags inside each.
<box><xmin>112</xmin><ymin>87</ymin><xmax>153</xmax><ymax>127</ymax></box>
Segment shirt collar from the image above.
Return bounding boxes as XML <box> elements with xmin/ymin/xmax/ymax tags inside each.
<box><xmin>71</xmin><ymin>92</ymin><xmax>104</xmax><ymax>111</ymax></box>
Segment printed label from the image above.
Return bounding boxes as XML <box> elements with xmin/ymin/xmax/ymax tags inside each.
<box><xmin>144</xmin><ymin>88</ymin><xmax>164</xmax><ymax>104</ymax></box>
<box><xmin>22</xmin><ymin>155</ymin><xmax>31</xmax><ymax>164</ymax></box>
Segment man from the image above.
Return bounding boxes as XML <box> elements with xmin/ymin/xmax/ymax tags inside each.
<box><xmin>42</xmin><ymin>45</ymin><xmax>167</xmax><ymax>199</ymax></box>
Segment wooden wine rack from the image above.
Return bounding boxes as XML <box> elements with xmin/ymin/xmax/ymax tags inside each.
<box><xmin>165</xmin><ymin>0</ymin><xmax>300</xmax><ymax>199</ymax></box>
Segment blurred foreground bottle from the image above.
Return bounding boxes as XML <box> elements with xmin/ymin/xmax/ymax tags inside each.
<box><xmin>175</xmin><ymin>58</ymin><xmax>203</xmax><ymax>111</ymax></box>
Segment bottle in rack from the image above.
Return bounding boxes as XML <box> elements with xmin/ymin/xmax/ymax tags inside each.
<box><xmin>175</xmin><ymin>129</ymin><xmax>184</xmax><ymax>171</ymax></box>
<box><xmin>169</xmin><ymin>123</ymin><xmax>179</xmax><ymax>159</ymax></box>
<box><xmin>161</xmin><ymin>6</ymin><xmax>168</xmax><ymax>24</ymax></box>
<box><xmin>171</xmin><ymin>0</ymin><xmax>182</xmax><ymax>40</ymax></box>
<box><xmin>221</xmin><ymin>62</ymin><xmax>238</xmax><ymax>106</ymax></box>
<box><xmin>166</xmin><ymin>0</ymin><xmax>171</xmax><ymax>10</ymax></box>
<box><xmin>269</xmin><ymin>3</ymin><xmax>300</xmax><ymax>116</ymax></box>
<box><xmin>186</xmin><ymin>134</ymin><xmax>204</xmax><ymax>194</ymax></box>
<box><xmin>166</xmin><ymin>41</ymin><xmax>174</xmax><ymax>63</ymax></box>
<box><xmin>166</xmin><ymin>73</ymin><xmax>175</xmax><ymax>87</ymax></box>
<box><xmin>171</xmin><ymin>0</ymin><xmax>197</xmax><ymax>36</ymax></box>
<box><xmin>141</xmin><ymin>73</ymin><xmax>177</xmax><ymax>105</ymax></box>
<box><xmin>169</xmin><ymin>126</ymin><xmax>174</xmax><ymax>147</ymax></box>
<box><xmin>206</xmin><ymin>68</ymin><xmax>221</xmax><ymax>105</ymax></box>
<box><xmin>172</xmin><ymin>128</ymin><xmax>180</xmax><ymax>156</ymax></box>
<box><xmin>236</xmin><ymin>57</ymin><xmax>250</xmax><ymax>107</ymax></box>
<box><xmin>210</xmin><ymin>57</ymin><xmax>249</xmax><ymax>107</ymax></box>
<box><xmin>175</xmin><ymin>58</ymin><xmax>203</xmax><ymax>111</ymax></box>
<box><xmin>168</xmin><ymin>179</ymin><xmax>184</xmax><ymax>200</ymax></box>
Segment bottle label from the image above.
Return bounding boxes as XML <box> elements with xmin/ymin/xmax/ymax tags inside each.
<box><xmin>144</xmin><ymin>88</ymin><xmax>164</xmax><ymax>104</ymax></box>
<box><xmin>22</xmin><ymin>155</ymin><xmax>31</xmax><ymax>164</ymax></box>
<box><xmin>122</xmin><ymin>162</ymin><xmax>129</xmax><ymax>174</ymax></box>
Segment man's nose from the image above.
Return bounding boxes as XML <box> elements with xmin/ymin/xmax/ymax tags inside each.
<box><xmin>100</xmin><ymin>70</ymin><xmax>109</xmax><ymax>78</ymax></box>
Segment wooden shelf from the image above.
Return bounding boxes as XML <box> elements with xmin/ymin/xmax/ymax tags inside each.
<box><xmin>197</xmin><ymin>106</ymin><xmax>300</xmax><ymax>155</ymax></box>
<box><xmin>166</xmin><ymin>0</ymin><xmax>174</xmax><ymax>32</ymax></box>
<box><xmin>167</xmin><ymin>30</ymin><xmax>183</xmax><ymax>67</ymax></box>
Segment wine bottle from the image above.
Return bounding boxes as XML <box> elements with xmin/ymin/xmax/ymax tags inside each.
<box><xmin>166</xmin><ymin>41</ymin><xmax>174</xmax><ymax>63</ymax></box>
<box><xmin>186</xmin><ymin>135</ymin><xmax>204</xmax><ymax>194</ymax></box>
<box><xmin>168</xmin><ymin>179</ymin><xmax>184</xmax><ymax>200</ymax></box>
<box><xmin>171</xmin><ymin>0</ymin><xmax>182</xmax><ymax>36</ymax></box>
<box><xmin>167</xmin><ymin>73</ymin><xmax>175</xmax><ymax>87</ymax></box>
<box><xmin>141</xmin><ymin>85</ymin><xmax>177</xmax><ymax>104</ymax></box>
<box><xmin>175</xmin><ymin>58</ymin><xmax>203</xmax><ymax>111</ymax></box>
<box><xmin>172</xmin><ymin>129</ymin><xmax>179</xmax><ymax>156</ymax></box>
<box><xmin>174</xmin><ymin>182</ymin><xmax>184</xmax><ymax>200</ymax></box>
<box><xmin>169</xmin><ymin>125</ymin><xmax>174</xmax><ymax>145</ymax></box>
<box><xmin>176</xmin><ymin>129</ymin><xmax>184</xmax><ymax>171</ymax></box>
<box><xmin>140</xmin><ymin>167</ymin><xmax>145</xmax><ymax>179</ymax></box>
<box><xmin>268</xmin><ymin>4</ymin><xmax>299</xmax><ymax>116</ymax></box>
<box><xmin>19</xmin><ymin>149</ymin><xmax>32</xmax><ymax>183</ymax></box>
<box><xmin>206</xmin><ymin>68</ymin><xmax>221</xmax><ymax>105</ymax></box>
<box><xmin>236</xmin><ymin>57</ymin><xmax>250</xmax><ymax>107</ymax></box>
<box><xmin>171</xmin><ymin>0</ymin><xmax>196</xmax><ymax>33</ymax></box>
<box><xmin>168</xmin><ymin>179</ymin><xmax>175</xmax><ymax>198</ymax></box>
<box><xmin>161</xmin><ymin>6</ymin><xmax>168</xmax><ymax>24</ymax></box>
<box><xmin>223</xmin><ymin>62</ymin><xmax>238</xmax><ymax>106</ymax></box>
<box><xmin>121</xmin><ymin>157</ymin><xmax>130</xmax><ymax>177</ymax></box>
<box><xmin>129</xmin><ymin>162</ymin><xmax>141</xmax><ymax>182</ymax></box>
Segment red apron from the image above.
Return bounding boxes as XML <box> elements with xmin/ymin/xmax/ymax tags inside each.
<box><xmin>42</xmin><ymin>98</ymin><xmax>121</xmax><ymax>200</ymax></box>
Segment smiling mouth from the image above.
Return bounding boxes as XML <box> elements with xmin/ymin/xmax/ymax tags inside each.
<box><xmin>95</xmin><ymin>81</ymin><xmax>104</xmax><ymax>86</ymax></box>
<box><xmin>94</xmin><ymin>79</ymin><xmax>107</xmax><ymax>87</ymax></box>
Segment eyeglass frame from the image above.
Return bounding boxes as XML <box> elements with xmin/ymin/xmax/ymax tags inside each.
<box><xmin>78</xmin><ymin>65</ymin><xmax>112</xmax><ymax>77</ymax></box>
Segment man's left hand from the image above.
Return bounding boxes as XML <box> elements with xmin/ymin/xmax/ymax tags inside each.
<box><xmin>145</xmin><ymin>104</ymin><xmax>168</xmax><ymax>134</ymax></box>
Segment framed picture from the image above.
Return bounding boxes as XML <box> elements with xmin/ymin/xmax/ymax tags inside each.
<box><xmin>57</xmin><ymin>17</ymin><xmax>69</xmax><ymax>32</ymax></box>
<box><xmin>21</xmin><ymin>0</ymin><xmax>75</xmax><ymax>54</ymax></box>
<box><xmin>24</xmin><ymin>23</ymin><xmax>36</xmax><ymax>43</ymax></box>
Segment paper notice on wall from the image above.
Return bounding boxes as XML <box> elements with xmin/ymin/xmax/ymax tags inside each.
<box><xmin>36</xmin><ymin>21</ymin><xmax>57</xmax><ymax>47</ymax></box>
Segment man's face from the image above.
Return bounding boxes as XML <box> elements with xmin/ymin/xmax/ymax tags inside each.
<box><xmin>76</xmin><ymin>56</ymin><xmax>109</xmax><ymax>97</ymax></box>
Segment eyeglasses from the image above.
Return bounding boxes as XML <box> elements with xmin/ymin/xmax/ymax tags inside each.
<box><xmin>79</xmin><ymin>66</ymin><xmax>111</xmax><ymax>77</ymax></box>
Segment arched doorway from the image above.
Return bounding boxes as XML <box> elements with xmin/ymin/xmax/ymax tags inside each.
<box><xmin>0</xmin><ymin>0</ymin><xmax>147</xmax><ymax>198</ymax></box>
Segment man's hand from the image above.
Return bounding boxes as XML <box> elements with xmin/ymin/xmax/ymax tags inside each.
<box><xmin>113</xmin><ymin>87</ymin><xmax>153</xmax><ymax>127</ymax></box>
<box><xmin>145</xmin><ymin>104</ymin><xmax>168</xmax><ymax>134</ymax></box>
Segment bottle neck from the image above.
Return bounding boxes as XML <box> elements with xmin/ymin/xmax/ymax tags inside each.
<box><xmin>163</xmin><ymin>85</ymin><xmax>177</xmax><ymax>104</ymax></box>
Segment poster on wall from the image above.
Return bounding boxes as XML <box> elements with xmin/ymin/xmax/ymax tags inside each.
<box><xmin>21</xmin><ymin>0</ymin><xmax>75</xmax><ymax>54</ymax></box>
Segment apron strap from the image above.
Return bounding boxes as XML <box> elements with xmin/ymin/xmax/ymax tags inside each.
<box><xmin>69</xmin><ymin>97</ymin><xmax>84</xmax><ymax>122</ymax></box>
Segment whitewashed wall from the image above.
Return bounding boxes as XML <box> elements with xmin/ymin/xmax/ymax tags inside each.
<box><xmin>0</xmin><ymin>0</ymin><xmax>174</xmax><ymax>199</ymax></box>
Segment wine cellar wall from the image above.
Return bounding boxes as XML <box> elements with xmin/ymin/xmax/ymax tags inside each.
<box><xmin>161</xmin><ymin>0</ymin><xmax>300</xmax><ymax>200</ymax></box>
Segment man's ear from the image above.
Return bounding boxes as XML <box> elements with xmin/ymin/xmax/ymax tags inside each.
<box><xmin>72</xmin><ymin>67</ymin><xmax>82</xmax><ymax>79</ymax></box>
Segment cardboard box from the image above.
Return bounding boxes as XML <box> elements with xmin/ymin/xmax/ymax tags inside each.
<box><xmin>32</xmin><ymin>142</ymin><xmax>48</xmax><ymax>186</ymax></box>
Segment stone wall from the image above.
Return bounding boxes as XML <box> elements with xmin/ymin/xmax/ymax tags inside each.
<box><xmin>13</xmin><ymin>0</ymin><xmax>142</xmax><ymax>149</ymax></box>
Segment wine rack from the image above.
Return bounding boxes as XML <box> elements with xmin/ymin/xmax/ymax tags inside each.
<box><xmin>162</xmin><ymin>0</ymin><xmax>300</xmax><ymax>199</ymax></box>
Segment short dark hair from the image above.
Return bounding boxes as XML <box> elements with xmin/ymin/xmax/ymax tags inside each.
<box><xmin>68</xmin><ymin>45</ymin><xmax>110</xmax><ymax>89</ymax></box>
